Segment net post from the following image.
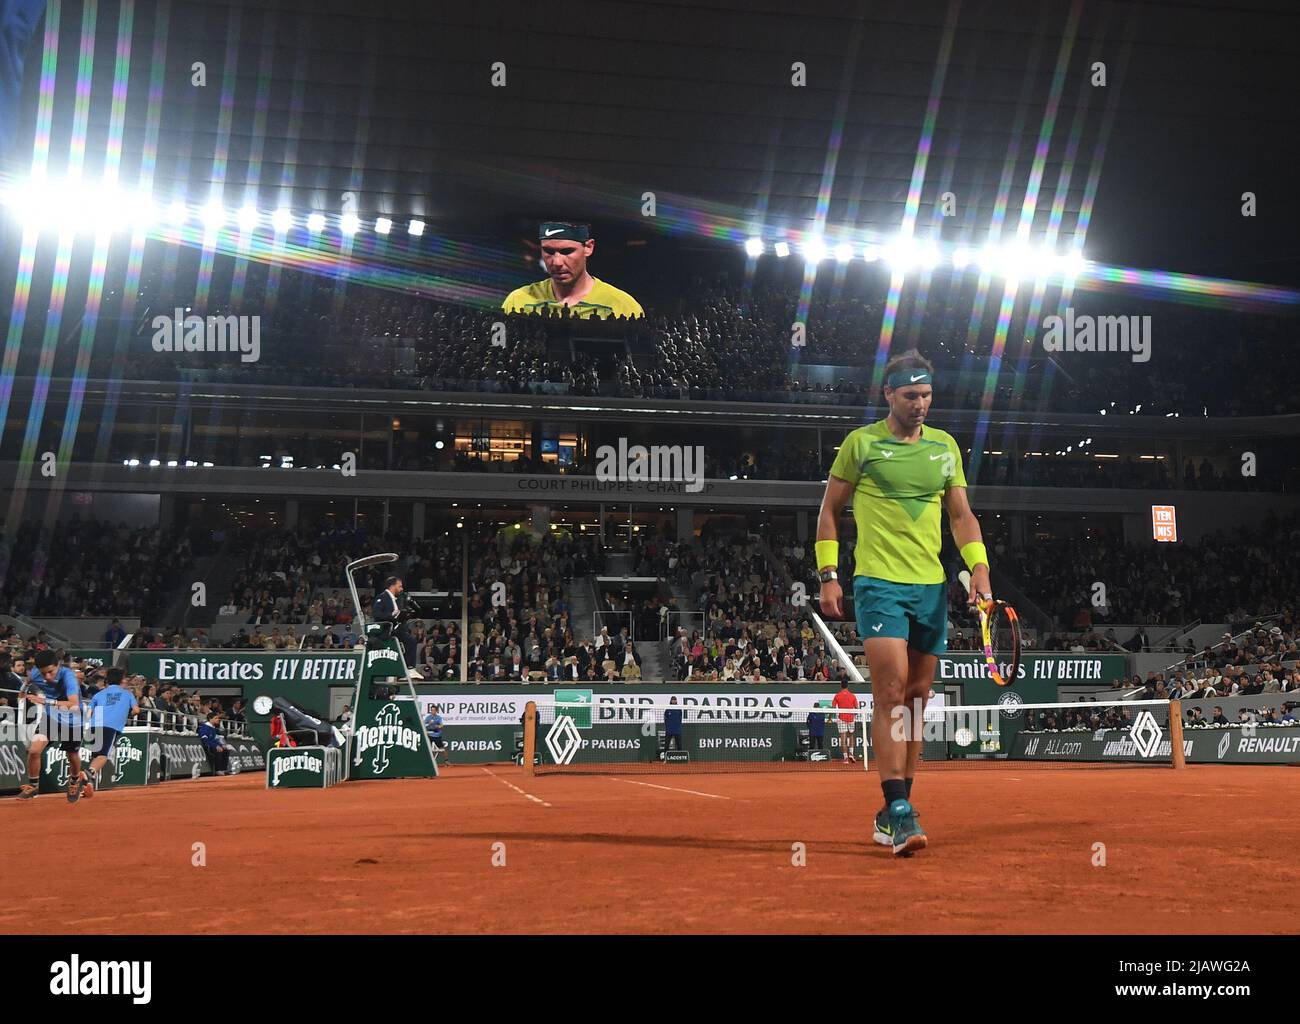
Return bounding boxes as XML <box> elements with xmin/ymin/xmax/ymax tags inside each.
<box><xmin>523</xmin><ymin>700</ymin><xmax>537</xmax><ymax>777</ymax></box>
<box><xmin>861</xmin><ymin>711</ymin><xmax>869</xmax><ymax>772</ymax></box>
<box><xmin>1168</xmin><ymin>699</ymin><xmax>1186</xmax><ymax>769</ymax></box>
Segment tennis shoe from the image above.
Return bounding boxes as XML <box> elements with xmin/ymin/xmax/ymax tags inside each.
<box><xmin>872</xmin><ymin>808</ymin><xmax>893</xmax><ymax>846</ymax></box>
<box><xmin>17</xmin><ymin>784</ymin><xmax>37</xmax><ymax>800</ymax></box>
<box><xmin>81</xmin><ymin>772</ymin><xmax>95</xmax><ymax>799</ymax></box>
<box><xmin>888</xmin><ymin>799</ymin><xmax>927</xmax><ymax>857</ymax></box>
<box><xmin>66</xmin><ymin>774</ymin><xmax>83</xmax><ymax>804</ymax></box>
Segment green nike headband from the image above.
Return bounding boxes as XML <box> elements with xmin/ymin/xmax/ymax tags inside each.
<box><xmin>539</xmin><ymin>222</ymin><xmax>591</xmax><ymax>243</ymax></box>
<box><xmin>885</xmin><ymin>370</ymin><xmax>933</xmax><ymax>388</ymax></box>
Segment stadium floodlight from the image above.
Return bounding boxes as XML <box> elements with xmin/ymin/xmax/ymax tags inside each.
<box><xmin>1061</xmin><ymin>248</ymin><xmax>1087</xmax><ymax>279</ymax></box>
<box><xmin>236</xmin><ymin>205</ymin><xmax>260</xmax><ymax>232</ymax></box>
<box><xmin>862</xmin><ymin>243</ymin><xmax>880</xmax><ymax>263</ymax></box>
<box><xmin>166</xmin><ymin>200</ymin><xmax>188</xmax><ymax>227</ymax></box>
<box><xmin>306</xmin><ymin>211</ymin><xmax>326</xmax><ymax>233</ymax></box>
<box><xmin>408</xmin><ymin>219</ymin><xmax>426</xmax><ymax>237</ymax></box>
<box><xmin>919</xmin><ymin>240</ymin><xmax>942</xmax><ymax>270</ymax></box>
<box><xmin>882</xmin><ymin>234</ymin><xmax>919</xmax><ymax>271</ymax></box>
<box><xmin>833</xmin><ymin>241</ymin><xmax>854</xmax><ymax>263</ymax></box>
<box><xmin>8</xmin><ymin>177</ymin><xmax>60</xmax><ymax>232</ymax></box>
<box><xmin>375</xmin><ymin>216</ymin><xmax>392</xmax><ymax>235</ymax></box>
<box><xmin>339</xmin><ymin>213</ymin><xmax>360</xmax><ymax>236</ymax></box>
<box><xmin>434</xmin><ymin>440</ymin><xmax>445</xmax><ymax>450</ymax></box>
<box><xmin>200</xmin><ymin>201</ymin><xmax>226</xmax><ymax>232</ymax></box>
<box><xmin>148</xmin><ymin>459</ymin><xmax>160</xmax><ymax>467</ymax></box>
<box><xmin>802</xmin><ymin>237</ymin><xmax>827</xmax><ymax>263</ymax></box>
<box><xmin>773</xmin><ymin>241</ymin><xmax>790</xmax><ymax>258</ymax></box>
<box><xmin>125</xmin><ymin>192</ymin><xmax>158</xmax><ymax>232</ymax></box>
<box><xmin>270</xmin><ymin>207</ymin><xmax>293</xmax><ymax>233</ymax></box>
<box><xmin>744</xmin><ymin>237</ymin><xmax>764</xmax><ymax>257</ymax></box>
<box><xmin>951</xmin><ymin>246</ymin><xmax>973</xmax><ymax>269</ymax></box>
<box><xmin>999</xmin><ymin>241</ymin><xmax>1038</xmax><ymax>281</ymax></box>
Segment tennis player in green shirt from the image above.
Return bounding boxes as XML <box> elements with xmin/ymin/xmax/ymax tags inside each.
<box><xmin>503</xmin><ymin>222</ymin><xmax>644</xmax><ymax>319</ymax></box>
<box><xmin>816</xmin><ymin>350</ymin><xmax>992</xmax><ymax>856</ymax></box>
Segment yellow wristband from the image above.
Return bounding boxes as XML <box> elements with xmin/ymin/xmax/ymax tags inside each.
<box><xmin>960</xmin><ymin>541</ymin><xmax>989</xmax><ymax>572</ymax></box>
<box><xmin>814</xmin><ymin>540</ymin><xmax>839</xmax><ymax>571</ymax></box>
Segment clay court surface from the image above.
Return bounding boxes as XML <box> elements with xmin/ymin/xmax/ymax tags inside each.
<box><xmin>3</xmin><ymin>764</ymin><xmax>1296</xmax><ymax>934</ymax></box>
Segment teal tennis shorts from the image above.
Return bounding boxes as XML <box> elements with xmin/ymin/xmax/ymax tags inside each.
<box><xmin>852</xmin><ymin>576</ymin><xmax>948</xmax><ymax>656</ymax></box>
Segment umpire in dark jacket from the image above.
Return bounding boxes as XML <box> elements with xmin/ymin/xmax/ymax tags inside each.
<box><xmin>372</xmin><ymin>576</ymin><xmax>421</xmax><ymax>679</ymax></box>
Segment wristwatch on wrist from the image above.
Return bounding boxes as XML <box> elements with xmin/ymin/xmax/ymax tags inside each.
<box><xmin>818</xmin><ymin>568</ymin><xmax>838</xmax><ymax>584</ymax></box>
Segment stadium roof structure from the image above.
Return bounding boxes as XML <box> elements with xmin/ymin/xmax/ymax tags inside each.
<box><xmin>3</xmin><ymin>0</ymin><xmax>1298</xmax><ymax>287</ymax></box>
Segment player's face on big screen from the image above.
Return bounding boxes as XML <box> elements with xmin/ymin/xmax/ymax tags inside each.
<box><xmin>886</xmin><ymin>383</ymin><xmax>932</xmax><ymax>429</ymax></box>
<box><xmin>542</xmin><ymin>240</ymin><xmax>593</xmax><ymax>284</ymax></box>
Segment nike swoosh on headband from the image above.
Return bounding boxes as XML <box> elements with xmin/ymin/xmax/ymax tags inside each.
<box><xmin>544</xmin><ymin>228</ymin><xmax>564</xmax><ymax>236</ymax></box>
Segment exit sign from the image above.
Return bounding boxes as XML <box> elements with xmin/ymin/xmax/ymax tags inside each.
<box><xmin>1152</xmin><ymin>505</ymin><xmax>1177</xmax><ymax>542</ymax></box>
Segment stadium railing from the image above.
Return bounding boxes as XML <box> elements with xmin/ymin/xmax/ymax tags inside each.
<box><xmin>0</xmin><ymin>688</ymin><xmax>249</xmax><ymax>738</ymax></box>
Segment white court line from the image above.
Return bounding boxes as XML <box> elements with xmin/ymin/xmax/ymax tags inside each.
<box><xmin>479</xmin><ymin>767</ymin><xmax>551</xmax><ymax>807</ymax></box>
<box><xmin>605</xmin><ymin>776</ymin><xmax>731</xmax><ymax>800</ymax></box>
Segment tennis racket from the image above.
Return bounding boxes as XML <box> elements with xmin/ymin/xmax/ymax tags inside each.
<box><xmin>958</xmin><ymin>569</ymin><xmax>1021</xmax><ymax>687</ymax></box>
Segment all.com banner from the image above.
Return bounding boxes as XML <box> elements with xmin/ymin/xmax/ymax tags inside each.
<box><xmin>1011</xmin><ymin>724</ymin><xmax>1300</xmax><ymax>764</ymax></box>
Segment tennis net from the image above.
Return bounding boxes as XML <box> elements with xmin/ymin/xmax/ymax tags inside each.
<box><xmin>524</xmin><ymin>697</ymin><xmax>1182</xmax><ymax>774</ymax></box>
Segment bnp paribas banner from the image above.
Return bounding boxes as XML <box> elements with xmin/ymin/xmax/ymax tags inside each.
<box><xmin>414</xmin><ymin>688</ymin><xmax>937</xmax><ymax>728</ymax></box>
